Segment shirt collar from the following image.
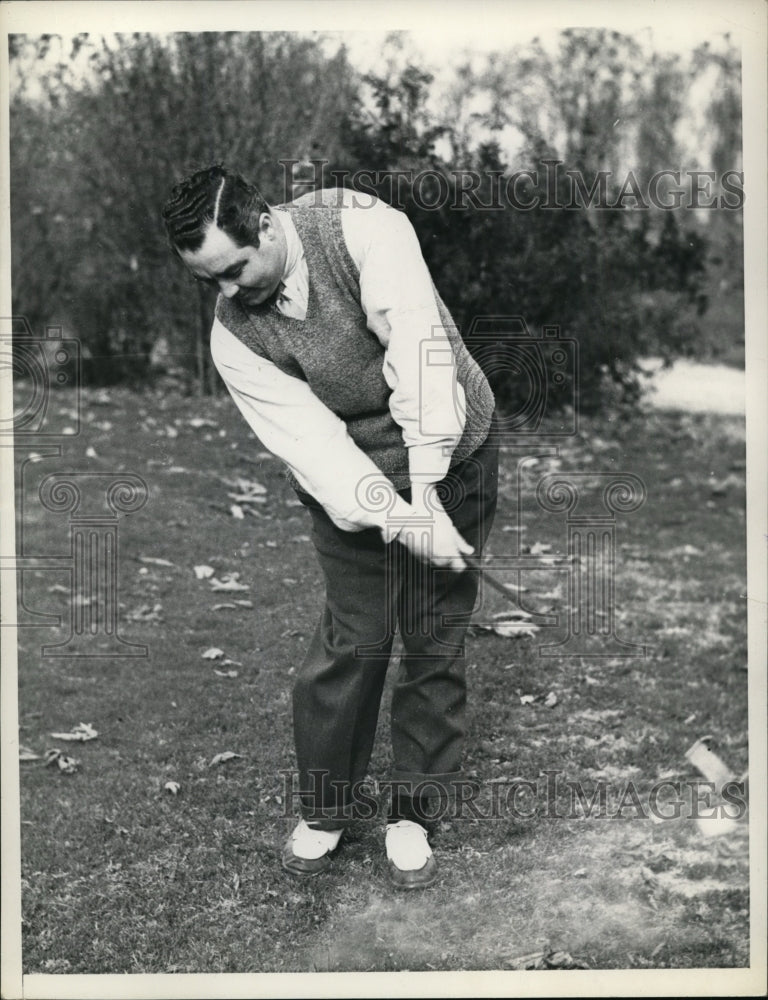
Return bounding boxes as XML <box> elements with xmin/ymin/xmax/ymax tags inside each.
<box><xmin>273</xmin><ymin>208</ymin><xmax>308</xmax><ymax>318</ymax></box>
<box><xmin>276</xmin><ymin>208</ymin><xmax>303</xmax><ymax>284</ymax></box>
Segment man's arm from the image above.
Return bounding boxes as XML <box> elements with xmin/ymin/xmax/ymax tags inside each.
<box><xmin>211</xmin><ymin>319</ymin><xmax>413</xmax><ymax>541</ymax></box>
<box><xmin>341</xmin><ymin>196</ymin><xmax>474</xmax><ymax>569</ymax></box>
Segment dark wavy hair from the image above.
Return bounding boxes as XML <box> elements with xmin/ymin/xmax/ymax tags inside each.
<box><xmin>161</xmin><ymin>164</ymin><xmax>270</xmax><ymax>255</ymax></box>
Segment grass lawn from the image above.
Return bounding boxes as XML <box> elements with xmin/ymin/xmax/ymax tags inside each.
<box><xmin>13</xmin><ymin>384</ymin><xmax>749</xmax><ymax>974</ymax></box>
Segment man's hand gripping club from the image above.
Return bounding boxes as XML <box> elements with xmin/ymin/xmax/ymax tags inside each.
<box><xmin>393</xmin><ymin>483</ymin><xmax>474</xmax><ymax>573</ymax></box>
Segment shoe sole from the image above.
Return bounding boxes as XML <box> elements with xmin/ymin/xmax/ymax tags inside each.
<box><xmin>388</xmin><ymin>855</ymin><xmax>439</xmax><ymax>890</ymax></box>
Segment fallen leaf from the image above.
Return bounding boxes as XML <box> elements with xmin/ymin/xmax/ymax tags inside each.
<box><xmin>126</xmin><ymin>603</ymin><xmax>163</xmax><ymax>623</ymax></box>
<box><xmin>50</xmin><ymin>722</ymin><xmax>98</xmax><ymax>742</ymax></box>
<box><xmin>19</xmin><ymin>746</ymin><xmax>41</xmax><ymax>761</ymax></box>
<box><xmin>493</xmin><ymin>623</ymin><xmax>539</xmax><ymax>639</ymax></box>
<box><xmin>519</xmin><ymin>694</ymin><xmax>536</xmax><ymax>705</ymax></box>
<box><xmin>572</xmin><ymin>868</ymin><xmax>588</xmax><ymax>878</ymax></box>
<box><xmin>503</xmin><ymin>949</ymin><xmax>589</xmax><ymax>971</ymax></box>
<box><xmin>211</xmin><ymin>603</ymin><xmax>238</xmax><ymax>611</ymax></box>
<box><xmin>529</xmin><ymin>542</ymin><xmax>553</xmax><ymax>555</ymax></box>
<box><xmin>164</xmin><ymin>781</ymin><xmax>181</xmax><ymax>795</ymax></box>
<box><xmin>139</xmin><ymin>556</ymin><xmax>175</xmax><ymax>567</ymax></box>
<box><xmin>544</xmin><ymin>691</ymin><xmax>558</xmax><ymax>708</ymax></box>
<box><xmin>194</xmin><ymin>565</ymin><xmax>215</xmax><ymax>579</ymax></box>
<box><xmin>202</xmin><ymin>647</ymin><xmax>225</xmax><ymax>660</ymax></box>
<box><xmin>210</xmin><ymin>574</ymin><xmax>249</xmax><ymax>592</ymax></box>
<box><xmin>214</xmin><ymin>669</ymin><xmax>239</xmax><ymax>678</ymax></box>
<box><xmin>228</xmin><ymin>492</ymin><xmax>267</xmax><ymax>505</ymax></box>
<box><xmin>234</xmin><ymin>599</ymin><xmax>253</xmax><ymax>608</ymax></box>
<box><xmin>44</xmin><ymin>749</ymin><xmax>80</xmax><ymax>774</ymax></box>
<box><xmin>641</xmin><ymin>866</ymin><xmax>659</xmax><ymax>887</ymax></box>
<box><xmin>230</xmin><ymin>504</ymin><xmax>245</xmax><ymax>520</ymax></box>
<box><xmin>209</xmin><ymin>751</ymin><xmax>243</xmax><ymax>767</ymax></box>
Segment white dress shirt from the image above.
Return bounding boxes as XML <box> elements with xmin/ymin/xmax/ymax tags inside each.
<box><xmin>210</xmin><ymin>190</ymin><xmax>467</xmax><ymax>540</ymax></box>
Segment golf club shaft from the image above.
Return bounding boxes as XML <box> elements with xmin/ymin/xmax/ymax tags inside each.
<box><xmin>463</xmin><ymin>554</ymin><xmax>518</xmax><ymax>601</ymax></box>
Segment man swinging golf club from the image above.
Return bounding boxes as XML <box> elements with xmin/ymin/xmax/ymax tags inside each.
<box><xmin>162</xmin><ymin>166</ymin><xmax>498</xmax><ymax>888</ymax></box>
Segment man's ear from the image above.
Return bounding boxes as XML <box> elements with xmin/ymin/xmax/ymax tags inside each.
<box><xmin>257</xmin><ymin>211</ymin><xmax>274</xmax><ymax>240</ymax></box>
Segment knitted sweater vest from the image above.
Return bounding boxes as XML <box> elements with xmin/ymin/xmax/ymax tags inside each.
<box><xmin>215</xmin><ymin>189</ymin><xmax>495</xmax><ymax>490</ymax></box>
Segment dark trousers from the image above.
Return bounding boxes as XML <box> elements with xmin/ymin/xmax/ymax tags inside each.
<box><xmin>292</xmin><ymin>427</ymin><xmax>498</xmax><ymax>829</ymax></box>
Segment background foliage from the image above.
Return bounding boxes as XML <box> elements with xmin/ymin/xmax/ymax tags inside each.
<box><xmin>9</xmin><ymin>30</ymin><xmax>743</xmax><ymax>408</ymax></box>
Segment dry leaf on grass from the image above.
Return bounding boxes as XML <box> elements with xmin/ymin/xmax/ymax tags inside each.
<box><xmin>50</xmin><ymin>722</ymin><xmax>98</xmax><ymax>742</ymax></box>
<box><xmin>126</xmin><ymin>603</ymin><xmax>163</xmax><ymax>623</ymax></box>
<box><xmin>504</xmin><ymin>950</ymin><xmax>589</xmax><ymax>971</ymax></box>
<box><xmin>19</xmin><ymin>746</ymin><xmax>41</xmax><ymax>762</ymax></box>
<box><xmin>202</xmin><ymin>647</ymin><xmax>225</xmax><ymax>660</ymax></box>
<box><xmin>209</xmin><ymin>573</ymin><xmax>249</xmax><ymax>592</ymax></box>
<box><xmin>139</xmin><ymin>556</ymin><xmax>175</xmax><ymax>567</ymax></box>
<box><xmin>209</xmin><ymin>751</ymin><xmax>243</xmax><ymax>767</ymax></box>
<box><xmin>491</xmin><ymin>622</ymin><xmax>539</xmax><ymax>639</ymax></box>
<box><xmin>214</xmin><ymin>669</ymin><xmax>239</xmax><ymax>678</ymax></box>
<box><xmin>44</xmin><ymin>749</ymin><xmax>80</xmax><ymax>774</ymax></box>
<box><xmin>230</xmin><ymin>504</ymin><xmax>245</xmax><ymax>519</ymax></box>
<box><xmin>224</xmin><ymin>478</ymin><xmax>268</xmax><ymax>506</ymax></box>
<box><xmin>528</xmin><ymin>541</ymin><xmax>553</xmax><ymax>555</ymax></box>
<box><xmin>164</xmin><ymin>781</ymin><xmax>181</xmax><ymax>795</ymax></box>
<box><xmin>544</xmin><ymin>691</ymin><xmax>559</xmax><ymax>708</ymax></box>
<box><xmin>194</xmin><ymin>565</ymin><xmax>215</xmax><ymax>579</ymax></box>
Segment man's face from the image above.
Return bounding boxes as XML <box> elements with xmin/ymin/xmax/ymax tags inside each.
<box><xmin>179</xmin><ymin>213</ymin><xmax>287</xmax><ymax>308</ymax></box>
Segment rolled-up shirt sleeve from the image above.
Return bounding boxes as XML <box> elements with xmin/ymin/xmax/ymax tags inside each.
<box><xmin>210</xmin><ymin>318</ymin><xmax>412</xmax><ymax>540</ymax></box>
<box><xmin>342</xmin><ymin>198</ymin><xmax>467</xmax><ymax>486</ymax></box>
